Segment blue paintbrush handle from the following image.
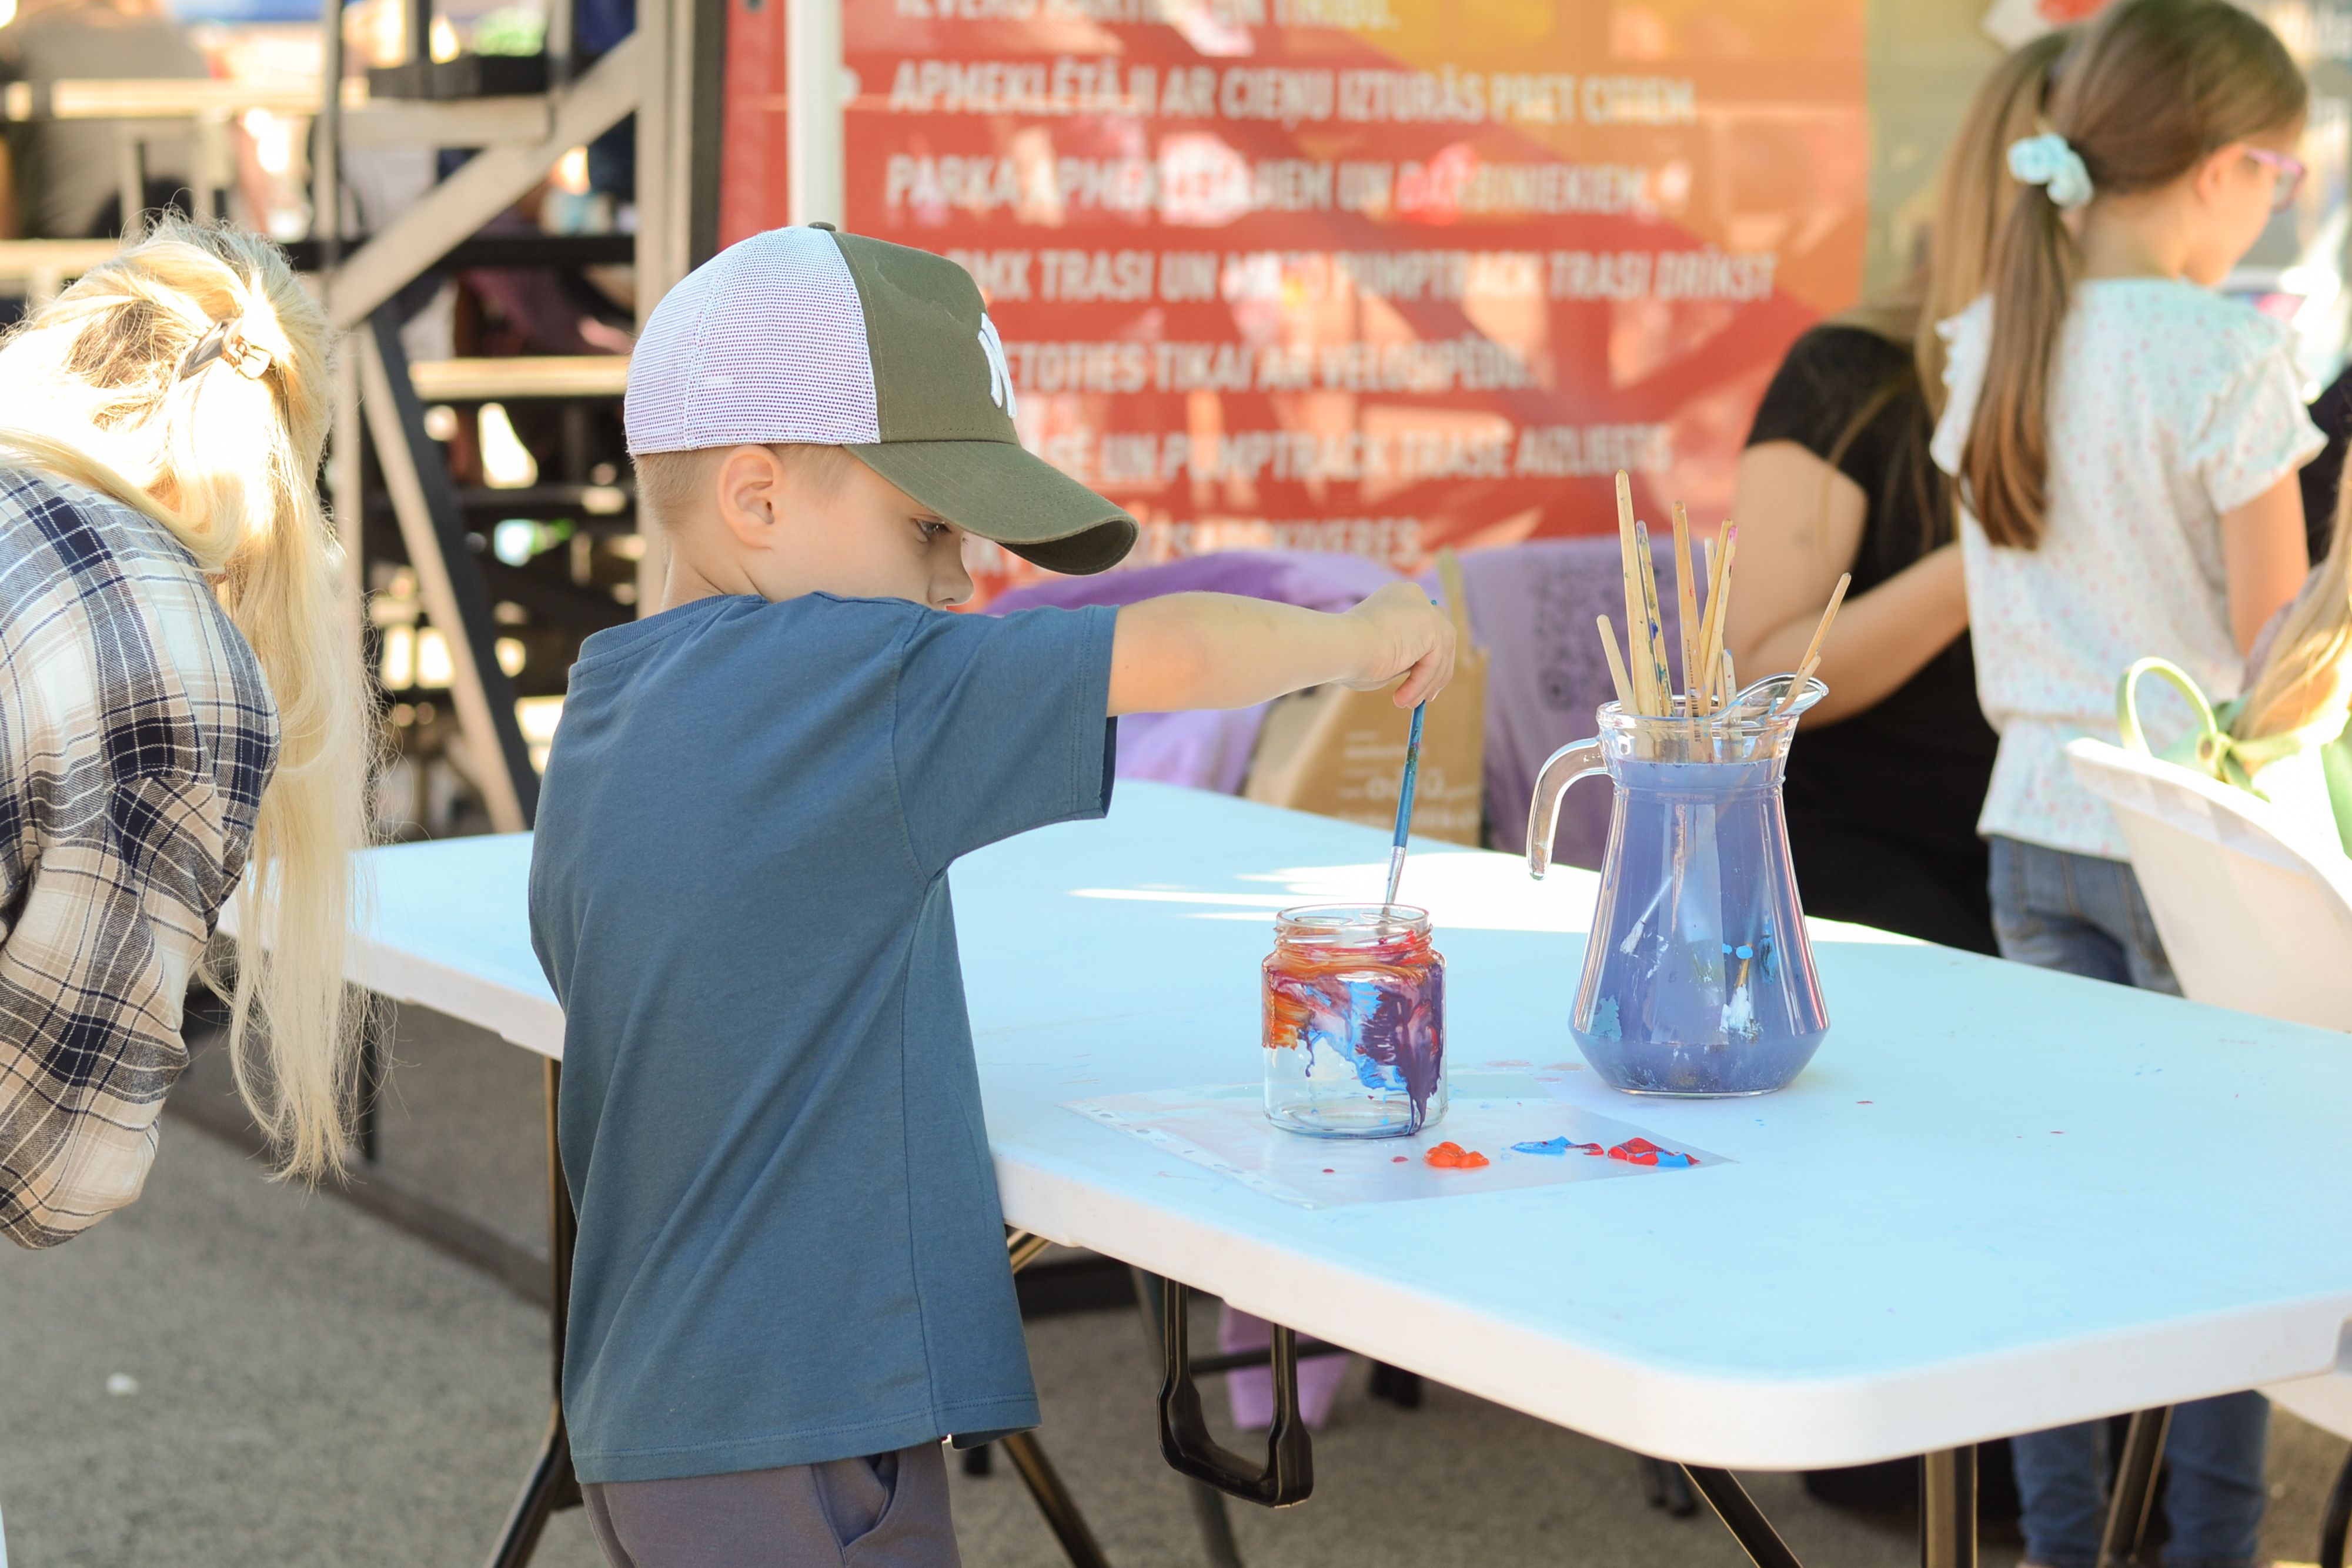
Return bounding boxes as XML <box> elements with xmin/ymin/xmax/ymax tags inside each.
<box><xmin>1385</xmin><ymin>699</ymin><xmax>1428</xmax><ymax>905</ymax></box>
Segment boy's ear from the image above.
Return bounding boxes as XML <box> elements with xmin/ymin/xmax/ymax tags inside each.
<box><xmin>711</xmin><ymin>444</ymin><xmax>789</xmax><ymax>548</ymax></box>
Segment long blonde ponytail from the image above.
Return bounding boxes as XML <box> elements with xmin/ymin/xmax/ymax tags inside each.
<box><xmin>0</xmin><ymin>217</ymin><xmax>371</xmax><ymax>1179</ymax></box>
<box><xmin>1961</xmin><ymin>0</ymin><xmax>2306</xmax><ymax>549</ymax></box>
<box><xmin>2237</xmin><ymin>501</ymin><xmax>2352</xmax><ymax>744</ymax></box>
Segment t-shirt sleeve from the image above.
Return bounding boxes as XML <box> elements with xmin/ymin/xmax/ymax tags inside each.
<box><xmin>893</xmin><ymin>603</ymin><xmax>1119</xmax><ymax>873</ymax></box>
<box><xmin>2186</xmin><ymin>336</ymin><xmax>2327</xmax><ymax>517</ymax></box>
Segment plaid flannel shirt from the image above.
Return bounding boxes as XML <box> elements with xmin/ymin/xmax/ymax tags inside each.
<box><xmin>0</xmin><ymin>471</ymin><xmax>276</xmax><ymax>1249</ymax></box>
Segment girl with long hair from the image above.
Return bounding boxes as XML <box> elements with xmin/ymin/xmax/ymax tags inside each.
<box><xmin>1729</xmin><ymin>31</ymin><xmax>2067</xmax><ymax>957</ymax></box>
<box><xmin>1929</xmin><ymin>2</ymin><xmax>2318</xmax><ymax>1562</ymax></box>
<box><xmin>0</xmin><ymin>216</ymin><xmax>370</xmax><ymax>1248</ymax></box>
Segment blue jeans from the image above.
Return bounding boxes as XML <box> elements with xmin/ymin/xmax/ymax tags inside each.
<box><xmin>1987</xmin><ymin>835</ymin><xmax>2179</xmax><ymax>995</ymax></box>
<box><xmin>1988</xmin><ymin>837</ymin><xmax>2266</xmax><ymax>1568</ymax></box>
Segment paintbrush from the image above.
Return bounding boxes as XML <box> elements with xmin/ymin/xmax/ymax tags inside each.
<box><xmin>1698</xmin><ymin>523</ymin><xmax>1738</xmax><ymax>711</ymax></box>
<box><xmin>1672</xmin><ymin>503</ymin><xmax>1701</xmax><ymax>711</ymax></box>
<box><xmin>1613</xmin><ymin>471</ymin><xmax>1652</xmax><ymax>714</ymax></box>
<box><xmin>1596</xmin><ymin>614</ymin><xmax>1634</xmax><ymax>709</ymax></box>
<box><xmin>1770</xmin><ymin>571</ymin><xmax>1852</xmax><ymax>718</ymax></box>
<box><xmin>1633</xmin><ymin>521</ymin><xmax>1674</xmax><ymax>714</ymax></box>
<box><xmin>1385</xmin><ymin>698</ymin><xmax>1428</xmax><ymax>907</ymax></box>
<box><xmin>1695</xmin><ymin>536</ymin><xmax>1715</xmax><ymax>711</ymax></box>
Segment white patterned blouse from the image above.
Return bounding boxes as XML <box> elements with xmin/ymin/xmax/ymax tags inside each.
<box><xmin>1931</xmin><ymin>279</ymin><xmax>2324</xmax><ymax>861</ymax></box>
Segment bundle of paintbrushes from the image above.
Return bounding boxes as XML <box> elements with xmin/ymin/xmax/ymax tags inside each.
<box><xmin>1595</xmin><ymin>469</ymin><xmax>1848</xmax><ymax>749</ymax></box>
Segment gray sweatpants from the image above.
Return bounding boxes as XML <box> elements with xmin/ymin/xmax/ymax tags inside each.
<box><xmin>583</xmin><ymin>1442</ymin><xmax>961</xmax><ymax>1567</ymax></box>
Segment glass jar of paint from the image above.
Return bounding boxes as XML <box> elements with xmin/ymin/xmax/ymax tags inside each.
<box><xmin>1262</xmin><ymin>904</ymin><xmax>1446</xmax><ymax>1138</ymax></box>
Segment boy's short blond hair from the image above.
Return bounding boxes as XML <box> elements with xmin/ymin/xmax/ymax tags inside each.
<box><xmin>632</xmin><ymin>443</ymin><xmax>862</xmax><ymax>533</ymax></box>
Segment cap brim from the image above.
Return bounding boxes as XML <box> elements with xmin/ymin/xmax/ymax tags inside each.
<box><xmin>848</xmin><ymin>440</ymin><xmax>1138</xmax><ymax>576</ymax></box>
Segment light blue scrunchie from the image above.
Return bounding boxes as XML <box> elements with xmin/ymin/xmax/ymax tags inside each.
<box><xmin>2009</xmin><ymin>133</ymin><xmax>2094</xmax><ymax>210</ymax></box>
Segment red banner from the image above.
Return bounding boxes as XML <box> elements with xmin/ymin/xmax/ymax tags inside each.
<box><xmin>721</xmin><ymin>0</ymin><xmax>1866</xmax><ymax>600</ymax></box>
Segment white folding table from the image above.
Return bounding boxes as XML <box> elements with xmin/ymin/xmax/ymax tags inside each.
<box><xmin>350</xmin><ymin>781</ymin><xmax>2352</xmax><ymax>1568</ymax></box>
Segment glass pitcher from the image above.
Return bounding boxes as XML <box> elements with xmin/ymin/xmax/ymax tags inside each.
<box><xmin>1525</xmin><ymin>679</ymin><xmax>1829</xmax><ymax>1096</ymax></box>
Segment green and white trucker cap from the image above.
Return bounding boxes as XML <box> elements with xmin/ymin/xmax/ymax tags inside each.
<box><xmin>625</xmin><ymin>225</ymin><xmax>1137</xmax><ymax>576</ymax></box>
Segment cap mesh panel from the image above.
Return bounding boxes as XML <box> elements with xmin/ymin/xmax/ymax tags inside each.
<box><xmin>624</xmin><ymin>227</ymin><xmax>883</xmax><ymax>454</ymax></box>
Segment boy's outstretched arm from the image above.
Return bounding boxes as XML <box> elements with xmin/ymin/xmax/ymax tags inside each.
<box><xmin>1108</xmin><ymin>582</ymin><xmax>1456</xmax><ymax>716</ymax></box>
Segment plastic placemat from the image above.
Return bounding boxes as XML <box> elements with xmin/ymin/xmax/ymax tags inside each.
<box><xmin>1062</xmin><ymin>1074</ymin><xmax>1728</xmax><ymax>1209</ymax></box>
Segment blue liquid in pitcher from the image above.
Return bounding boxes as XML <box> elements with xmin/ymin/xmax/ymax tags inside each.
<box><xmin>1571</xmin><ymin>756</ymin><xmax>1827</xmax><ymax>1095</ymax></box>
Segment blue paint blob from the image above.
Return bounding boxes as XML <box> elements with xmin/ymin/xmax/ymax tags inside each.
<box><xmin>1587</xmin><ymin>996</ymin><xmax>1622</xmax><ymax>1042</ymax></box>
<box><xmin>1735</xmin><ymin>945</ymin><xmax>1754</xmax><ymax>960</ymax></box>
<box><xmin>1513</xmin><ymin>1136</ymin><xmax>1603</xmax><ymax>1157</ymax></box>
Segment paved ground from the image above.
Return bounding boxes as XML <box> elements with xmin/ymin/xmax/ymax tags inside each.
<box><xmin>0</xmin><ymin>1005</ymin><xmax>2341</xmax><ymax>1567</ymax></box>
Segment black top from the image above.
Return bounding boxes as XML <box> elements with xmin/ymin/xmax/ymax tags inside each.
<box><xmin>2300</xmin><ymin>365</ymin><xmax>2352</xmax><ymax>565</ymax></box>
<box><xmin>1745</xmin><ymin>325</ymin><xmax>1999</xmax><ymax>952</ymax></box>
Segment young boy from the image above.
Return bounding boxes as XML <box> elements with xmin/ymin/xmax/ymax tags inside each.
<box><xmin>529</xmin><ymin>225</ymin><xmax>1454</xmax><ymax>1567</ymax></box>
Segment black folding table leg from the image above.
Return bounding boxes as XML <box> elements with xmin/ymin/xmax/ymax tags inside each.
<box><xmin>1641</xmin><ymin>1454</ymin><xmax>1698</xmax><ymax>1516</ymax></box>
<box><xmin>1683</xmin><ymin>1466</ymin><xmax>1807</xmax><ymax>1568</ymax></box>
<box><xmin>1920</xmin><ymin>1447</ymin><xmax>1977</xmax><ymax>1568</ymax></box>
<box><xmin>353</xmin><ymin>1000</ymin><xmax>388</xmax><ymax>1166</ymax></box>
<box><xmin>998</xmin><ymin>1430</ymin><xmax>1114</xmax><ymax>1568</ymax></box>
<box><xmin>993</xmin><ymin>1231</ymin><xmax>1123</xmax><ymax>1568</ymax></box>
<box><xmin>487</xmin><ymin>1409</ymin><xmax>577</xmax><ymax>1568</ymax></box>
<box><xmin>484</xmin><ymin>1059</ymin><xmax>580</xmax><ymax>1568</ymax></box>
<box><xmin>2098</xmin><ymin>1407</ymin><xmax>2172</xmax><ymax>1568</ymax></box>
<box><xmin>1130</xmin><ymin>1269</ymin><xmax>1248</xmax><ymax>1568</ymax></box>
<box><xmin>1368</xmin><ymin>1362</ymin><xmax>1422</xmax><ymax>1409</ymax></box>
<box><xmin>2320</xmin><ymin>1442</ymin><xmax>2352</xmax><ymax>1568</ymax></box>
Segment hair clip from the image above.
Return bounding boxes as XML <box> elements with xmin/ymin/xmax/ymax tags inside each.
<box><xmin>178</xmin><ymin>317</ymin><xmax>272</xmax><ymax>381</ymax></box>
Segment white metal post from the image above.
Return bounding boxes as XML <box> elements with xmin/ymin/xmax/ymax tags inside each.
<box><xmin>331</xmin><ymin>336</ymin><xmax>365</xmax><ymax>615</ymax></box>
<box><xmin>787</xmin><ymin>0</ymin><xmax>844</xmax><ymax>227</ymax></box>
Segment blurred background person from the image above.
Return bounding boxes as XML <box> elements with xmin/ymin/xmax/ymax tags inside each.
<box><xmin>0</xmin><ymin>0</ymin><xmax>211</xmax><ymax>239</ymax></box>
<box><xmin>1725</xmin><ymin>31</ymin><xmax>2069</xmax><ymax>956</ymax></box>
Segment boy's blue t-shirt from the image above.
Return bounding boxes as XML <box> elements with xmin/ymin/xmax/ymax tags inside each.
<box><xmin>527</xmin><ymin>591</ymin><xmax>1118</xmax><ymax>1485</ymax></box>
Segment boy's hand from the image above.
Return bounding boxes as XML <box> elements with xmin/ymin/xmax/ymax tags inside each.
<box><xmin>1337</xmin><ymin>581</ymin><xmax>1458</xmax><ymax>707</ymax></box>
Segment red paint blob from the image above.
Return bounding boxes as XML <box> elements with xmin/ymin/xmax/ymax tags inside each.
<box><xmin>1603</xmin><ymin>1136</ymin><xmax>1699</xmax><ymax>1168</ymax></box>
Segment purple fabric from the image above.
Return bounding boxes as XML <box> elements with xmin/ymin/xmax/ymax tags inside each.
<box><xmin>988</xmin><ymin>550</ymin><xmax>1399</xmax><ymax>616</ymax></box>
<box><xmin>1220</xmin><ymin>1305</ymin><xmax>1350</xmax><ymax>1430</ymax></box>
<box><xmin>987</xmin><ymin>552</ymin><xmax>1402</xmax><ymax>795</ymax></box>
<box><xmin>1421</xmin><ymin>539</ymin><xmax>1688</xmax><ymax>868</ymax></box>
<box><xmin>983</xmin><ymin>541</ymin><xmax>1694</xmax><ymax>857</ymax></box>
<box><xmin>1112</xmin><ymin>709</ymin><xmax>1264</xmax><ymax>796</ymax></box>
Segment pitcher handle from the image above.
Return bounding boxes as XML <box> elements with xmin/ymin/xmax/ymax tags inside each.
<box><xmin>1526</xmin><ymin>737</ymin><xmax>1607</xmax><ymax>880</ymax></box>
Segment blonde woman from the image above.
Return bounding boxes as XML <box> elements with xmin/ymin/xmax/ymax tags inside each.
<box><xmin>0</xmin><ymin>218</ymin><xmax>369</xmax><ymax>1248</ymax></box>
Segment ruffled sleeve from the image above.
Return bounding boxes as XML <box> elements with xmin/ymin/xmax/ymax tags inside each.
<box><xmin>1928</xmin><ymin>294</ymin><xmax>1994</xmax><ymax>482</ymax></box>
<box><xmin>2185</xmin><ymin>324</ymin><xmax>2324</xmax><ymax>516</ymax></box>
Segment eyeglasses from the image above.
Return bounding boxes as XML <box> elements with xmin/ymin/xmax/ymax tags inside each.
<box><xmin>2243</xmin><ymin>146</ymin><xmax>2308</xmax><ymax>212</ymax></box>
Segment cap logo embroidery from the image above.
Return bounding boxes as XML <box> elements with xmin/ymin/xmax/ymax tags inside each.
<box><xmin>977</xmin><ymin>314</ymin><xmax>1017</xmax><ymax>420</ymax></box>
